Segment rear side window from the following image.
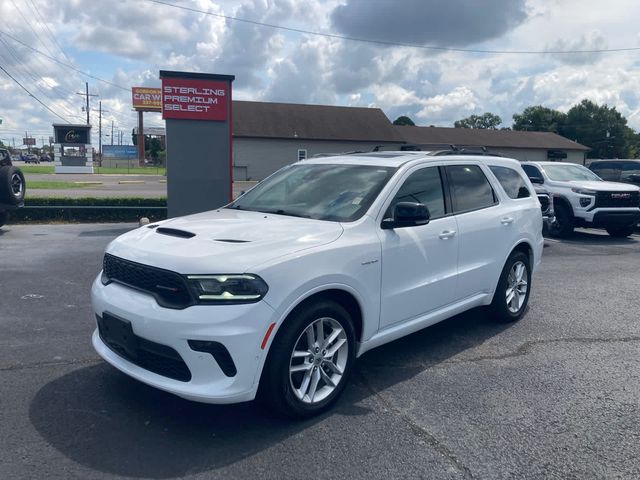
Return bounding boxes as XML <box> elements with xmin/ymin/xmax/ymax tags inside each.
<box><xmin>620</xmin><ymin>162</ymin><xmax>640</xmax><ymax>183</ymax></box>
<box><xmin>386</xmin><ymin>166</ymin><xmax>446</xmax><ymax>219</ymax></box>
<box><xmin>445</xmin><ymin>165</ymin><xmax>497</xmax><ymax>213</ymax></box>
<box><xmin>489</xmin><ymin>166</ymin><xmax>531</xmax><ymax>199</ymax></box>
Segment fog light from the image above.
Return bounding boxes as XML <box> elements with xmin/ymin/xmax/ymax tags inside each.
<box><xmin>579</xmin><ymin>197</ymin><xmax>591</xmax><ymax>207</ymax></box>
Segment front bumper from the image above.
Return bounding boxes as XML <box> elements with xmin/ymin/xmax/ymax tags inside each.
<box><xmin>590</xmin><ymin>209</ymin><xmax>640</xmax><ymax>227</ymax></box>
<box><xmin>91</xmin><ymin>275</ymin><xmax>278</xmax><ymax>404</ymax></box>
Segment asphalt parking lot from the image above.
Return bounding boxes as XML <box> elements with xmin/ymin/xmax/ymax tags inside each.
<box><xmin>1</xmin><ymin>224</ymin><xmax>639</xmax><ymax>479</ymax></box>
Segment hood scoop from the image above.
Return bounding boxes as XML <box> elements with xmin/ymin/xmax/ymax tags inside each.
<box><xmin>213</xmin><ymin>238</ymin><xmax>251</xmax><ymax>243</ymax></box>
<box><xmin>156</xmin><ymin>227</ymin><xmax>196</xmax><ymax>239</ymax></box>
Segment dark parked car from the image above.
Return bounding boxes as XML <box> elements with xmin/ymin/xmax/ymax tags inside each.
<box><xmin>588</xmin><ymin>160</ymin><xmax>640</xmax><ymax>187</ymax></box>
<box><xmin>39</xmin><ymin>154</ymin><xmax>52</xmax><ymax>162</ymax></box>
<box><xmin>0</xmin><ymin>148</ymin><xmax>26</xmax><ymax>227</ymax></box>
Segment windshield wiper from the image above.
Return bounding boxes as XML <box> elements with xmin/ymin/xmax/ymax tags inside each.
<box><xmin>261</xmin><ymin>209</ymin><xmax>312</xmax><ymax>219</ymax></box>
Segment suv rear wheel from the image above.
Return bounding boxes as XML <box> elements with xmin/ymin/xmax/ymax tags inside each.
<box><xmin>606</xmin><ymin>225</ymin><xmax>634</xmax><ymax>238</ymax></box>
<box><xmin>549</xmin><ymin>202</ymin><xmax>574</xmax><ymax>238</ymax></box>
<box><xmin>491</xmin><ymin>251</ymin><xmax>531</xmax><ymax>323</ymax></box>
<box><xmin>260</xmin><ymin>299</ymin><xmax>356</xmax><ymax>418</ymax></box>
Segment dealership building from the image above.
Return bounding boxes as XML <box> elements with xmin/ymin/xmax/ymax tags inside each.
<box><xmin>230</xmin><ymin>101</ymin><xmax>589</xmax><ymax>180</ymax></box>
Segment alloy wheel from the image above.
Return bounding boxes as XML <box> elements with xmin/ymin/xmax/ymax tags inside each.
<box><xmin>289</xmin><ymin>317</ymin><xmax>348</xmax><ymax>404</ymax></box>
<box><xmin>506</xmin><ymin>261</ymin><xmax>528</xmax><ymax>313</ymax></box>
<box><xmin>11</xmin><ymin>173</ymin><xmax>23</xmax><ymax>197</ymax></box>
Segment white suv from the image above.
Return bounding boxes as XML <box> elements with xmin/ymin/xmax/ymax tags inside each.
<box><xmin>92</xmin><ymin>152</ymin><xmax>543</xmax><ymax>417</ymax></box>
<box><xmin>522</xmin><ymin>161</ymin><xmax>640</xmax><ymax>238</ymax></box>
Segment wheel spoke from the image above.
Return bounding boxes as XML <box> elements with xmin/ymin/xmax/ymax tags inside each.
<box><xmin>326</xmin><ymin>337</ymin><xmax>346</xmax><ymax>357</ymax></box>
<box><xmin>506</xmin><ymin>288</ymin><xmax>515</xmax><ymax>305</ymax></box>
<box><xmin>324</xmin><ymin>360</ymin><xmax>343</xmax><ymax>375</ymax></box>
<box><xmin>290</xmin><ymin>362</ymin><xmax>312</xmax><ymax>373</ymax></box>
<box><xmin>307</xmin><ymin>368</ymin><xmax>321</xmax><ymax>402</ymax></box>
<box><xmin>319</xmin><ymin>367</ymin><xmax>336</xmax><ymax>387</ymax></box>
<box><xmin>297</xmin><ymin>368</ymin><xmax>312</xmax><ymax>397</ymax></box>
<box><xmin>292</xmin><ymin>350</ymin><xmax>311</xmax><ymax>358</ymax></box>
<box><xmin>324</xmin><ymin>327</ymin><xmax>343</xmax><ymax>349</ymax></box>
<box><xmin>316</xmin><ymin>319</ymin><xmax>325</xmax><ymax>345</ymax></box>
<box><xmin>305</xmin><ymin>324</ymin><xmax>315</xmax><ymax>348</ymax></box>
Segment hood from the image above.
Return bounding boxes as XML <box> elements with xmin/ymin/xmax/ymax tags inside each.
<box><xmin>565</xmin><ymin>180</ymin><xmax>640</xmax><ymax>192</ymax></box>
<box><xmin>106</xmin><ymin>208</ymin><xmax>344</xmax><ymax>273</ymax></box>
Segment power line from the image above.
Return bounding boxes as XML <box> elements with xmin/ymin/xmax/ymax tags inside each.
<box><xmin>146</xmin><ymin>0</ymin><xmax>640</xmax><ymax>55</ymax></box>
<box><xmin>28</xmin><ymin>0</ymin><xmax>76</xmax><ymax>65</ymax></box>
<box><xmin>0</xmin><ymin>30</ymin><xmax>129</xmax><ymax>91</ymax></box>
<box><xmin>0</xmin><ymin>63</ymin><xmax>71</xmax><ymax>123</ymax></box>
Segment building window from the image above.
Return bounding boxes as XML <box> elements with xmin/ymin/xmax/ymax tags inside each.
<box><xmin>297</xmin><ymin>149</ymin><xmax>307</xmax><ymax>161</ymax></box>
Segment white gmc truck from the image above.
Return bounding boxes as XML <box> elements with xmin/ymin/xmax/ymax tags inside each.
<box><xmin>521</xmin><ymin>161</ymin><xmax>640</xmax><ymax>238</ymax></box>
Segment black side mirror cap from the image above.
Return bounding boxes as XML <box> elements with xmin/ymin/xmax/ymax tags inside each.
<box><xmin>382</xmin><ymin>202</ymin><xmax>430</xmax><ymax>229</ymax></box>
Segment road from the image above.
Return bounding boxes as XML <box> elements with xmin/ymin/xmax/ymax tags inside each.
<box><xmin>1</xmin><ymin>225</ymin><xmax>639</xmax><ymax>479</ymax></box>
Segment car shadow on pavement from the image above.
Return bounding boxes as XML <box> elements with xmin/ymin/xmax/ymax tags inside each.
<box><xmin>29</xmin><ymin>307</ymin><xmax>513</xmax><ymax>478</ymax></box>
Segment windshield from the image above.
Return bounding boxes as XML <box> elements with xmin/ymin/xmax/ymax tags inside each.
<box><xmin>543</xmin><ymin>164</ymin><xmax>602</xmax><ymax>182</ymax></box>
<box><xmin>228</xmin><ymin>163</ymin><xmax>397</xmax><ymax>222</ymax></box>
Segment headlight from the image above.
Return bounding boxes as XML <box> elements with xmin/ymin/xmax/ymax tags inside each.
<box><xmin>186</xmin><ymin>274</ymin><xmax>268</xmax><ymax>304</ymax></box>
<box><xmin>571</xmin><ymin>188</ymin><xmax>597</xmax><ymax>195</ymax></box>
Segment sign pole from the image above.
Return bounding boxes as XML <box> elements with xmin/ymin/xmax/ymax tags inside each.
<box><xmin>137</xmin><ymin>110</ymin><xmax>144</xmax><ymax>165</ymax></box>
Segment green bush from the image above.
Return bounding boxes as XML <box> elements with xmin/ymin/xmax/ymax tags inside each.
<box><xmin>10</xmin><ymin>197</ymin><xmax>167</xmax><ymax>223</ymax></box>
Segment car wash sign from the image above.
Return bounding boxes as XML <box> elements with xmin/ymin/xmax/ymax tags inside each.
<box><xmin>161</xmin><ymin>77</ymin><xmax>228</xmax><ymax>121</ymax></box>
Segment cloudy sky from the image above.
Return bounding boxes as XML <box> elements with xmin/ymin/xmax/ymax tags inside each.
<box><xmin>1</xmin><ymin>0</ymin><xmax>640</xmax><ymax>147</ymax></box>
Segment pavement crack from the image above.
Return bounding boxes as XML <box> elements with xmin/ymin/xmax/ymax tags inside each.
<box><xmin>447</xmin><ymin>336</ymin><xmax>640</xmax><ymax>365</ymax></box>
<box><xmin>356</xmin><ymin>371</ymin><xmax>475</xmax><ymax>480</ymax></box>
<box><xmin>0</xmin><ymin>358</ymin><xmax>101</xmax><ymax>372</ymax></box>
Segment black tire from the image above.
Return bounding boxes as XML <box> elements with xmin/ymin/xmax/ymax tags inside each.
<box><xmin>606</xmin><ymin>225</ymin><xmax>634</xmax><ymax>238</ymax></box>
<box><xmin>0</xmin><ymin>210</ymin><xmax>8</xmax><ymax>228</ymax></box>
<box><xmin>0</xmin><ymin>166</ymin><xmax>26</xmax><ymax>205</ymax></box>
<box><xmin>260</xmin><ymin>299</ymin><xmax>356</xmax><ymax>419</ymax></box>
<box><xmin>491</xmin><ymin>251</ymin><xmax>532</xmax><ymax>323</ymax></box>
<box><xmin>549</xmin><ymin>202</ymin><xmax>574</xmax><ymax>238</ymax></box>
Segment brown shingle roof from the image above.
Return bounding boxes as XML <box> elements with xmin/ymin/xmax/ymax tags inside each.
<box><xmin>395</xmin><ymin>126</ymin><xmax>589</xmax><ymax>151</ymax></box>
<box><xmin>232</xmin><ymin>101</ymin><xmax>404</xmax><ymax>142</ymax></box>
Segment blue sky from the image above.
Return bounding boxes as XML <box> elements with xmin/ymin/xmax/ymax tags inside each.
<box><xmin>1</xmin><ymin>0</ymin><xmax>640</xmax><ymax>148</ymax></box>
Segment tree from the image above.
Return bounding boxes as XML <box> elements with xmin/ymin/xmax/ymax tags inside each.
<box><xmin>562</xmin><ymin>99</ymin><xmax>629</xmax><ymax>159</ymax></box>
<box><xmin>454</xmin><ymin>112</ymin><xmax>502</xmax><ymax>129</ymax></box>
<box><xmin>393</xmin><ymin>116</ymin><xmax>415</xmax><ymax>126</ymax></box>
<box><xmin>512</xmin><ymin>106</ymin><xmax>566</xmax><ymax>132</ymax></box>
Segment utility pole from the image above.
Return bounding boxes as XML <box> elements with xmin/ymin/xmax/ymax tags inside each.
<box><xmin>98</xmin><ymin>101</ymin><xmax>102</xmax><ymax>166</ymax></box>
<box><xmin>111</xmin><ymin>120</ymin><xmax>114</xmax><ymax>146</ymax></box>
<box><xmin>76</xmin><ymin>82</ymin><xmax>98</xmax><ymax>125</ymax></box>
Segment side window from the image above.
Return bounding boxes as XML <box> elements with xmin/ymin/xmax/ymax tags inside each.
<box><xmin>620</xmin><ymin>162</ymin><xmax>640</xmax><ymax>183</ymax></box>
<box><xmin>521</xmin><ymin>164</ymin><xmax>542</xmax><ymax>180</ymax></box>
<box><xmin>297</xmin><ymin>149</ymin><xmax>307</xmax><ymax>161</ymax></box>
<box><xmin>590</xmin><ymin>162</ymin><xmax>620</xmax><ymax>181</ymax></box>
<box><xmin>386</xmin><ymin>166</ymin><xmax>445</xmax><ymax>219</ymax></box>
<box><xmin>489</xmin><ymin>165</ymin><xmax>531</xmax><ymax>199</ymax></box>
<box><xmin>445</xmin><ymin>165</ymin><xmax>496</xmax><ymax>213</ymax></box>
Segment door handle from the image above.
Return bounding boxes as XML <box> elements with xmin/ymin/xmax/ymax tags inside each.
<box><xmin>501</xmin><ymin>217</ymin><xmax>514</xmax><ymax>225</ymax></box>
<box><xmin>439</xmin><ymin>230</ymin><xmax>456</xmax><ymax>240</ymax></box>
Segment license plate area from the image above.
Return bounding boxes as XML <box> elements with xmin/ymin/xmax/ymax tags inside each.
<box><xmin>97</xmin><ymin>312</ymin><xmax>138</xmax><ymax>360</ymax></box>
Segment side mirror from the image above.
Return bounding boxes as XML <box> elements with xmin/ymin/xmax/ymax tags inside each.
<box><xmin>529</xmin><ymin>176</ymin><xmax>544</xmax><ymax>184</ymax></box>
<box><xmin>382</xmin><ymin>202</ymin><xmax>430</xmax><ymax>229</ymax></box>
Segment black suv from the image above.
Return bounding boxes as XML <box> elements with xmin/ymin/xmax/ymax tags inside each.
<box><xmin>588</xmin><ymin>160</ymin><xmax>640</xmax><ymax>187</ymax></box>
<box><xmin>0</xmin><ymin>148</ymin><xmax>26</xmax><ymax>227</ymax></box>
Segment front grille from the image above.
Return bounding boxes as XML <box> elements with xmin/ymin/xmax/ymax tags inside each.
<box><xmin>593</xmin><ymin>191</ymin><xmax>639</xmax><ymax>209</ymax></box>
<box><xmin>97</xmin><ymin>313</ymin><xmax>192</xmax><ymax>382</ymax></box>
<box><xmin>103</xmin><ymin>254</ymin><xmax>193</xmax><ymax>309</ymax></box>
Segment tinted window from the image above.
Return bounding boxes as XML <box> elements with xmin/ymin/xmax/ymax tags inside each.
<box><xmin>544</xmin><ymin>164</ymin><xmax>602</xmax><ymax>182</ymax></box>
<box><xmin>387</xmin><ymin>167</ymin><xmax>445</xmax><ymax>219</ymax></box>
<box><xmin>619</xmin><ymin>162</ymin><xmax>640</xmax><ymax>184</ymax></box>
<box><xmin>490</xmin><ymin>166</ymin><xmax>531</xmax><ymax>199</ymax></box>
<box><xmin>589</xmin><ymin>162</ymin><xmax>620</xmax><ymax>181</ymax></box>
<box><xmin>446</xmin><ymin>165</ymin><xmax>496</xmax><ymax>213</ymax></box>
<box><xmin>522</xmin><ymin>164</ymin><xmax>542</xmax><ymax>180</ymax></box>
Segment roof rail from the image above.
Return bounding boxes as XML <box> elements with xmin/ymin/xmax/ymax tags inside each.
<box><xmin>310</xmin><ymin>151</ymin><xmax>366</xmax><ymax>158</ymax></box>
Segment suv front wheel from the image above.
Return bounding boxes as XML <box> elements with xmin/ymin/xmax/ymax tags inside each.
<box><xmin>549</xmin><ymin>202</ymin><xmax>574</xmax><ymax>238</ymax></box>
<box><xmin>260</xmin><ymin>299</ymin><xmax>356</xmax><ymax>418</ymax></box>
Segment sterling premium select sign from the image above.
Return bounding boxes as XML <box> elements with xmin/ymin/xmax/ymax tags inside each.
<box><xmin>161</xmin><ymin>77</ymin><xmax>228</xmax><ymax>121</ymax></box>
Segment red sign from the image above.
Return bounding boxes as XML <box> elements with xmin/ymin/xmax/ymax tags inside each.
<box><xmin>161</xmin><ymin>78</ymin><xmax>228</xmax><ymax>121</ymax></box>
<box><xmin>132</xmin><ymin>87</ymin><xmax>161</xmax><ymax>111</ymax></box>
